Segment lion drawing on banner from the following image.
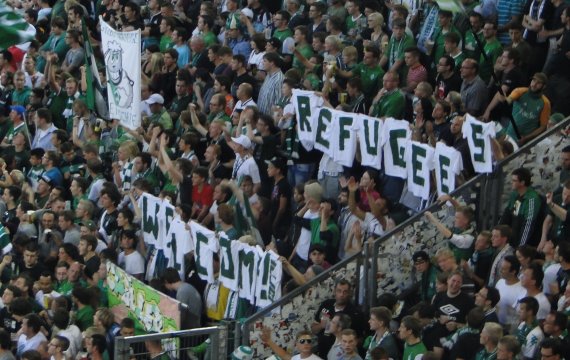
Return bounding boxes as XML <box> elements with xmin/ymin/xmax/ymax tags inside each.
<box><xmin>105</xmin><ymin>40</ymin><xmax>134</xmax><ymax>108</ymax></box>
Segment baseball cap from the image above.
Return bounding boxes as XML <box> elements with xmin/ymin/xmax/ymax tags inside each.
<box><xmin>532</xmin><ymin>72</ymin><xmax>548</xmax><ymax>84</ymax></box>
<box><xmin>231</xmin><ymin>346</ymin><xmax>253</xmax><ymax>360</ymax></box>
<box><xmin>412</xmin><ymin>250</ymin><xmax>430</xmax><ymax>263</ymax></box>
<box><xmin>240</xmin><ymin>8</ymin><xmax>253</xmax><ymax>19</ymax></box>
<box><xmin>79</xmin><ymin>220</ymin><xmax>97</xmax><ymax>231</ymax></box>
<box><xmin>549</xmin><ymin>113</ymin><xmax>565</xmax><ymax>124</ymax></box>
<box><xmin>231</xmin><ymin>135</ymin><xmax>251</xmax><ymax>149</ymax></box>
<box><xmin>264</xmin><ymin>156</ymin><xmax>286</xmax><ymax>172</ymax></box>
<box><xmin>10</xmin><ymin>105</ymin><xmax>26</xmax><ymax>117</ymax></box>
<box><xmin>145</xmin><ymin>93</ymin><xmax>164</xmax><ymax>105</ymax></box>
<box><xmin>40</xmin><ymin>174</ymin><xmax>54</xmax><ymax>187</ymax></box>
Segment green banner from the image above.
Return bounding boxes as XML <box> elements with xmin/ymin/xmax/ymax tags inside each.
<box><xmin>106</xmin><ymin>262</ymin><xmax>180</xmax><ymax>333</ymax></box>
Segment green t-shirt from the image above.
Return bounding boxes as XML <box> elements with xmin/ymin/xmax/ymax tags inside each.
<box><xmin>202</xmin><ymin>31</ymin><xmax>217</xmax><ymax>47</ymax></box>
<box><xmin>464</xmin><ymin>30</ymin><xmax>483</xmax><ymax>60</ymax></box>
<box><xmin>403</xmin><ymin>341</ymin><xmax>427</xmax><ymax>360</ymax></box>
<box><xmin>75</xmin><ymin>305</ymin><xmax>94</xmax><ymax>331</ymax></box>
<box><xmin>387</xmin><ymin>33</ymin><xmax>416</xmax><ymax>69</ymax></box>
<box><xmin>479</xmin><ymin>38</ymin><xmax>503</xmax><ymax>83</ymax></box>
<box><xmin>273</xmin><ymin>28</ymin><xmax>293</xmax><ymax>42</ymax></box>
<box><xmin>371</xmin><ymin>90</ymin><xmax>405</xmax><ymax>118</ymax></box>
<box><xmin>432</xmin><ymin>25</ymin><xmax>462</xmax><ymax>66</ymax></box>
<box><xmin>0</xmin><ymin>224</ymin><xmax>10</xmax><ymax>249</ymax></box>
<box><xmin>475</xmin><ymin>348</ymin><xmax>497</xmax><ymax>360</ymax></box>
<box><xmin>351</xmin><ymin>62</ymin><xmax>384</xmax><ymax>98</ymax></box>
<box><xmin>150</xmin><ymin>109</ymin><xmax>173</xmax><ymax>130</ymax></box>
<box><xmin>168</xmin><ymin>94</ymin><xmax>191</xmax><ymax>120</ymax></box>
<box><xmin>293</xmin><ymin>44</ymin><xmax>314</xmax><ymax>75</ymax></box>
<box><xmin>507</xmin><ymin>88</ymin><xmax>548</xmax><ymax>139</ymax></box>
<box><xmin>55</xmin><ymin>280</ymin><xmax>74</xmax><ymax>296</ymax></box>
<box><xmin>12</xmin><ymin>88</ymin><xmax>31</xmax><ymax>106</ymax></box>
<box><xmin>159</xmin><ymin>35</ymin><xmax>174</xmax><ymax>52</ymax></box>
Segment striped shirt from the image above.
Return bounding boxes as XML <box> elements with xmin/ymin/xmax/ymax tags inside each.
<box><xmin>497</xmin><ymin>0</ymin><xmax>527</xmax><ymax>45</ymax></box>
<box><xmin>258</xmin><ymin>70</ymin><xmax>284</xmax><ymax>115</ymax></box>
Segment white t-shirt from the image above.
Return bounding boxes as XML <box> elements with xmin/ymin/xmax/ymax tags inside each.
<box><xmin>248</xmin><ymin>51</ymin><xmax>265</xmax><ymax>71</ymax></box>
<box><xmin>233</xmin><ymin>155</ymin><xmax>261</xmax><ymax>184</ymax></box>
<box><xmin>295</xmin><ymin>210</ymin><xmax>320</xmax><ymax>260</ymax></box>
<box><xmin>434</xmin><ymin>142</ymin><xmax>463</xmax><ymax>196</ymax></box>
<box><xmin>58</xmin><ymin>325</ymin><xmax>83</xmax><ymax>358</ymax></box>
<box><xmin>17</xmin><ymin>332</ymin><xmax>47</xmax><ymax>356</ymax></box>
<box><xmin>292</xmin><ymin>354</ymin><xmax>323</xmax><ymax>360</ymax></box>
<box><xmin>543</xmin><ymin>262</ymin><xmax>561</xmax><ymax>295</ymax></box>
<box><xmin>462</xmin><ymin>115</ymin><xmax>496</xmax><ymax>173</ymax></box>
<box><xmin>495</xmin><ymin>279</ymin><xmax>526</xmax><ymax>326</ymax></box>
<box><xmin>118</xmin><ymin>250</ymin><xmax>145</xmax><ymax>276</ymax></box>
<box><xmin>516</xmin><ymin>291</ymin><xmax>551</xmax><ymax>320</ymax></box>
<box><xmin>380</xmin><ymin>118</ymin><xmax>411</xmax><ymax>179</ymax></box>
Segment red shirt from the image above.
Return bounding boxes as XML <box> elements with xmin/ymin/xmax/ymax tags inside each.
<box><xmin>191</xmin><ymin>183</ymin><xmax>214</xmax><ymax>210</ymax></box>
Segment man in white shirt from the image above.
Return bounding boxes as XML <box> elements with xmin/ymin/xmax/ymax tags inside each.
<box><xmin>17</xmin><ymin>314</ymin><xmax>47</xmax><ymax>357</ymax></box>
<box><xmin>496</xmin><ymin>255</ymin><xmax>526</xmax><ymax>333</ymax></box>
<box><xmin>229</xmin><ymin>135</ymin><xmax>261</xmax><ymax>193</ymax></box>
<box><xmin>118</xmin><ymin>229</ymin><xmax>145</xmax><ymax>280</ymax></box>
<box><xmin>518</xmin><ymin>262</ymin><xmax>551</xmax><ymax>321</ymax></box>
<box><xmin>53</xmin><ymin>309</ymin><xmax>82</xmax><ymax>359</ymax></box>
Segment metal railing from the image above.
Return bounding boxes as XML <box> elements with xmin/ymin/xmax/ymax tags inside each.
<box><xmin>367</xmin><ymin>117</ymin><xmax>570</xmax><ymax>305</ymax></box>
<box><xmin>235</xmin><ymin>117</ymin><xmax>570</xmax><ymax>356</ymax></box>
<box><xmin>114</xmin><ymin>326</ymin><xmax>227</xmax><ymax>360</ymax></box>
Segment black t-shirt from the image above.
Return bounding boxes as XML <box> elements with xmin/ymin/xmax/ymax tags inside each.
<box><xmin>432</xmin><ymin>291</ymin><xmax>475</xmax><ymax>324</ymax></box>
<box><xmin>269</xmin><ymin>177</ymin><xmax>292</xmax><ymax>231</ymax></box>
<box><xmin>84</xmin><ymin>255</ymin><xmax>101</xmax><ymax>280</ymax></box>
<box><xmin>435</xmin><ymin>72</ymin><xmax>462</xmax><ymax>99</ymax></box>
<box><xmin>16</xmin><ymin>261</ymin><xmax>46</xmax><ymax>281</ymax></box>
<box><xmin>0</xmin><ymin>307</ymin><xmax>19</xmax><ymax>335</ymax></box>
<box><xmin>206</xmin><ymin>135</ymin><xmax>234</xmax><ymax>164</ymax></box>
<box><xmin>314</xmin><ymin>299</ymin><xmax>366</xmax><ymax>337</ymax></box>
<box><xmin>449</xmin><ymin>332</ymin><xmax>482</xmax><ymax>360</ymax></box>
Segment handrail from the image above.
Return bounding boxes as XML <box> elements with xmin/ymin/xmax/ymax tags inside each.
<box><xmin>237</xmin><ymin>117</ymin><xmax>570</xmax><ymax>347</ymax></box>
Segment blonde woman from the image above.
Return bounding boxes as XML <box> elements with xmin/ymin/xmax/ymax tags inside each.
<box><xmin>113</xmin><ymin>140</ymin><xmax>139</xmax><ymax>194</ymax></box>
<box><xmin>324</xmin><ymin>35</ymin><xmax>344</xmax><ymax>64</ymax></box>
<box><xmin>341</xmin><ymin>46</ymin><xmax>358</xmax><ymax>70</ymax></box>
<box><xmin>364</xmin><ymin>12</ymin><xmax>389</xmax><ymax>54</ymax></box>
<box><xmin>142</xmin><ymin>51</ymin><xmax>164</xmax><ymax>82</ymax></box>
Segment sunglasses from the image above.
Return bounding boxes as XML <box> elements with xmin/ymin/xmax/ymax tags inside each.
<box><xmin>298</xmin><ymin>338</ymin><xmax>312</xmax><ymax>344</ymax></box>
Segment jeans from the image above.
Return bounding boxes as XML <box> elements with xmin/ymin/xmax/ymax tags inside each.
<box><xmin>288</xmin><ymin>163</ymin><xmax>315</xmax><ymax>187</ymax></box>
<box><xmin>320</xmin><ymin>174</ymin><xmax>341</xmax><ymax>200</ymax></box>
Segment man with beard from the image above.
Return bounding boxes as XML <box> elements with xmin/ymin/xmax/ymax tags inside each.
<box><xmin>499</xmin><ymin>73</ymin><xmax>551</xmax><ymax>147</ymax></box>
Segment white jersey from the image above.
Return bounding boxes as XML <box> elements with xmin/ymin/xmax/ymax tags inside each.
<box><xmin>163</xmin><ymin>218</ymin><xmax>193</xmax><ymax>279</ymax></box>
<box><xmin>219</xmin><ymin>232</ymin><xmax>240</xmax><ymax>291</ymax></box>
<box><xmin>462</xmin><ymin>114</ymin><xmax>496</xmax><ymax>173</ymax></box>
<box><xmin>331</xmin><ymin>110</ymin><xmax>359</xmax><ymax>167</ymax></box>
<box><xmin>405</xmin><ymin>141</ymin><xmax>435</xmax><ymax>200</ymax></box>
<box><xmin>380</xmin><ymin>118</ymin><xmax>411</xmax><ymax>179</ymax></box>
<box><xmin>189</xmin><ymin>221</ymin><xmax>218</xmax><ymax>283</ymax></box>
<box><xmin>296</xmin><ymin>209</ymin><xmax>320</xmax><ymax>260</ymax></box>
<box><xmin>358</xmin><ymin>115</ymin><xmax>383</xmax><ymax>170</ymax></box>
<box><xmin>434</xmin><ymin>142</ymin><xmax>463</xmax><ymax>196</ymax></box>
<box><xmin>237</xmin><ymin>242</ymin><xmax>259</xmax><ymax>304</ymax></box>
<box><xmin>255</xmin><ymin>248</ymin><xmax>282</xmax><ymax>308</ymax></box>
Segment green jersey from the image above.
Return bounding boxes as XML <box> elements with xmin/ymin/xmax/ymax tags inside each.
<box><xmin>351</xmin><ymin>62</ymin><xmax>384</xmax><ymax>98</ymax></box>
<box><xmin>464</xmin><ymin>30</ymin><xmax>483</xmax><ymax>60</ymax></box>
<box><xmin>507</xmin><ymin>87</ymin><xmax>550</xmax><ymax>140</ymax></box>
<box><xmin>387</xmin><ymin>33</ymin><xmax>416</xmax><ymax>69</ymax></box>
<box><xmin>273</xmin><ymin>28</ymin><xmax>293</xmax><ymax>42</ymax></box>
<box><xmin>432</xmin><ymin>25</ymin><xmax>462</xmax><ymax>66</ymax></box>
<box><xmin>293</xmin><ymin>44</ymin><xmax>314</xmax><ymax>75</ymax></box>
<box><xmin>479</xmin><ymin>38</ymin><xmax>503</xmax><ymax>83</ymax></box>
<box><xmin>202</xmin><ymin>31</ymin><xmax>217</xmax><ymax>47</ymax></box>
<box><xmin>75</xmin><ymin>305</ymin><xmax>94</xmax><ymax>331</ymax></box>
<box><xmin>403</xmin><ymin>341</ymin><xmax>427</xmax><ymax>360</ymax></box>
<box><xmin>371</xmin><ymin>89</ymin><xmax>405</xmax><ymax>118</ymax></box>
<box><xmin>159</xmin><ymin>35</ymin><xmax>174</xmax><ymax>52</ymax></box>
<box><xmin>150</xmin><ymin>108</ymin><xmax>173</xmax><ymax>130</ymax></box>
<box><xmin>12</xmin><ymin>87</ymin><xmax>31</xmax><ymax>106</ymax></box>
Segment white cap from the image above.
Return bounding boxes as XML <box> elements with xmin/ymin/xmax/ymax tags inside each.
<box><xmin>231</xmin><ymin>134</ymin><xmax>252</xmax><ymax>149</ymax></box>
<box><xmin>145</xmin><ymin>93</ymin><xmax>164</xmax><ymax>105</ymax></box>
<box><xmin>241</xmin><ymin>8</ymin><xmax>254</xmax><ymax>19</ymax></box>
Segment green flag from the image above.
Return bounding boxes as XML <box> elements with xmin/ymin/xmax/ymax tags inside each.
<box><xmin>436</xmin><ymin>0</ymin><xmax>465</xmax><ymax>13</ymax></box>
<box><xmin>0</xmin><ymin>0</ymin><xmax>35</xmax><ymax>50</ymax></box>
<box><xmin>82</xmin><ymin>22</ymin><xmax>109</xmax><ymax>119</ymax></box>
